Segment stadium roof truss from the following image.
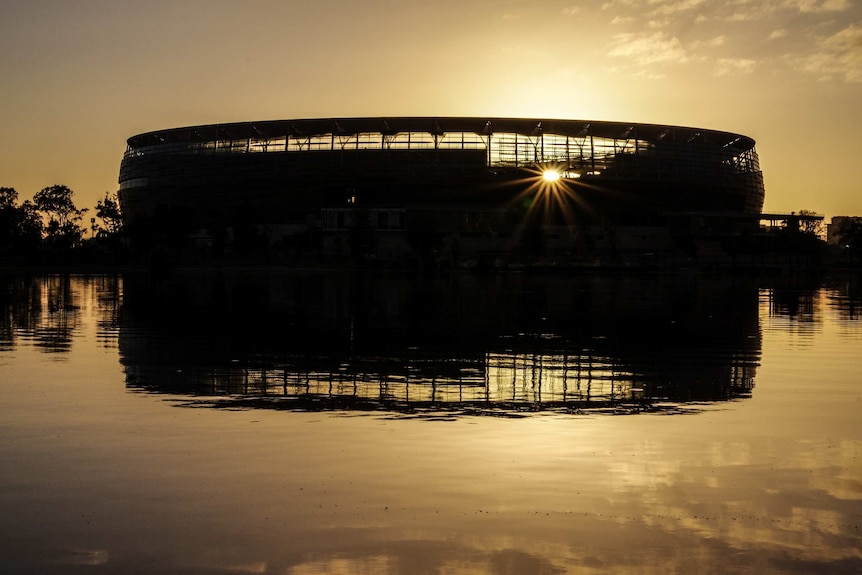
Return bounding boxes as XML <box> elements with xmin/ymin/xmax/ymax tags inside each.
<box><xmin>125</xmin><ymin>117</ymin><xmax>760</xmax><ymax>177</ymax></box>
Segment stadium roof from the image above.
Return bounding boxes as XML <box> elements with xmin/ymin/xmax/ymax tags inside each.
<box><xmin>127</xmin><ymin>117</ymin><xmax>756</xmax><ymax>151</ymax></box>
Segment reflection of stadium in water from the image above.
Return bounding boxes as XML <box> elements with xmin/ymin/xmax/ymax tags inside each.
<box><xmin>119</xmin><ymin>272</ymin><xmax>760</xmax><ymax>413</ymax></box>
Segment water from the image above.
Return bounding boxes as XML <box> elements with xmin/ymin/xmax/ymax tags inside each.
<box><xmin>0</xmin><ymin>271</ymin><xmax>860</xmax><ymax>574</ymax></box>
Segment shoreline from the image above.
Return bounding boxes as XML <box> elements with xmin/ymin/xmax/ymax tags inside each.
<box><xmin>0</xmin><ymin>259</ymin><xmax>855</xmax><ymax>277</ymax></box>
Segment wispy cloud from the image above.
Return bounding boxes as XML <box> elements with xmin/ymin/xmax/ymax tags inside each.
<box><xmin>714</xmin><ymin>57</ymin><xmax>757</xmax><ymax>75</ymax></box>
<box><xmin>715</xmin><ymin>2</ymin><xmax>779</xmax><ymax>22</ymax></box>
<box><xmin>647</xmin><ymin>0</ymin><xmax>709</xmax><ymax>16</ymax></box>
<box><xmin>689</xmin><ymin>35</ymin><xmax>726</xmax><ymax>50</ymax></box>
<box><xmin>602</xmin><ymin>0</ymin><xmax>639</xmax><ymax>10</ymax></box>
<box><xmin>784</xmin><ymin>0</ymin><xmax>851</xmax><ymax>13</ymax></box>
<box><xmin>801</xmin><ymin>22</ymin><xmax>862</xmax><ymax>82</ymax></box>
<box><xmin>609</xmin><ymin>32</ymin><xmax>689</xmax><ymax>65</ymax></box>
<box><xmin>636</xmin><ymin>70</ymin><xmax>669</xmax><ymax>79</ymax></box>
<box><xmin>562</xmin><ymin>6</ymin><xmax>581</xmax><ymax>16</ymax></box>
<box><xmin>602</xmin><ymin>0</ymin><xmax>850</xmax><ymax>28</ymax></box>
<box><xmin>598</xmin><ymin>0</ymin><xmax>860</xmax><ymax>83</ymax></box>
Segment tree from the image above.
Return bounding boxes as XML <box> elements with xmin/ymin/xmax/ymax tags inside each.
<box><xmin>0</xmin><ymin>188</ymin><xmax>43</xmax><ymax>256</ymax></box>
<box><xmin>33</xmin><ymin>185</ymin><xmax>88</xmax><ymax>248</ymax></box>
<box><xmin>0</xmin><ymin>187</ymin><xmax>17</xmax><ymax>208</ymax></box>
<box><xmin>16</xmin><ymin>201</ymin><xmax>44</xmax><ymax>246</ymax></box>
<box><xmin>0</xmin><ymin>188</ymin><xmax>21</xmax><ymax>251</ymax></box>
<box><xmin>798</xmin><ymin>209</ymin><xmax>824</xmax><ymax>238</ymax></box>
<box><xmin>95</xmin><ymin>192</ymin><xmax>123</xmax><ymax>236</ymax></box>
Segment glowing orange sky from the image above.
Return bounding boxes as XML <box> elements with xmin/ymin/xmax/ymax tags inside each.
<box><xmin>1</xmin><ymin>0</ymin><xmax>860</xmax><ymax>218</ymax></box>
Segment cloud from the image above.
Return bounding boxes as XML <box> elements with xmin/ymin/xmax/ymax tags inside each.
<box><xmin>689</xmin><ymin>35</ymin><xmax>726</xmax><ymax>50</ymax></box>
<box><xmin>715</xmin><ymin>0</ymin><xmax>848</xmax><ymax>22</ymax></box>
<box><xmin>728</xmin><ymin>11</ymin><xmax>755</xmax><ymax>21</ymax></box>
<box><xmin>769</xmin><ymin>29</ymin><xmax>789</xmax><ymax>40</ymax></box>
<box><xmin>648</xmin><ymin>19</ymin><xmax>671</xmax><ymax>28</ymax></box>
<box><xmin>714</xmin><ymin>58</ymin><xmax>757</xmax><ymax>75</ymax></box>
<box><xmin>783</xmin><ymin>0</ymin><xmax>850</xmax><ymax>13</ymax></box>
<box><xmin>716</xmin><ymin>3</ymin><xmax>779</xmax><ymax>21</ymax></box>
<box><xmin>647</xmin><ymin>0</ymin><xmax>709</xmax><ymax>16</ymax></box>
<box><xmin>609</xmin><ymin>32</ymin><xmax>690</xmax><ymax>65</ymax></box>
<box><xmin>801</xmin><ymin>23</ymin><xmax>862</xmax><ymax>82</ymax></box>
<box><xmin>611</xmin><ymin>15</ymin><xmax>634</xmax><ymax>24</ymax></box>
<box><xmin>562</xmin><ymin>6</ymin><xmax>581</xmax><ymax>16</ymax></box>
<box><xmin>636</xmin><ymin>70</ymin><xmax>669</xmax><ymax>79</ymax></box>
<box><xmin>602</xmin><ymin>0</ymin><xmax>638</xmax><ymax>9</ymax></box>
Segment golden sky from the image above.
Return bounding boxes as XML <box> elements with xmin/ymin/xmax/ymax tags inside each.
<box><xmin>1</xmin><ymin>0</ymin><xmax>860</xmax><ymax>218</ymax></box>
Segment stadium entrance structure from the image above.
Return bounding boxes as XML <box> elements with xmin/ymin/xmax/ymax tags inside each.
<box><xmin>118</xmin><ymin>117</ymin><xmax>765</xmax><ymax>265</ymax></box>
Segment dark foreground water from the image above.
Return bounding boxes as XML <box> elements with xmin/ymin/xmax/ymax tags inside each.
<box><xmin>0</xmin><ymin>271</ymin><xmax>860</xmax><ymax>574</ymax></box>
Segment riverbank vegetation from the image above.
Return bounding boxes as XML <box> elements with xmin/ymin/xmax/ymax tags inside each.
<box><xmin>0</xmin><ymin>186</ymin><xmax>123</xmax><ymax>266</ymax></box>
<box><xmin>1</xmin><ymin>184</ymin><xmax>860</xmax><ymax>271</ymax></box>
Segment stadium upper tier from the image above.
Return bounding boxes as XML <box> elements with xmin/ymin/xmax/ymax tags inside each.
<box><xmin>118</xmin><ymin>117</ymin><xmax>765</xmax><ymax>227</ymax></box>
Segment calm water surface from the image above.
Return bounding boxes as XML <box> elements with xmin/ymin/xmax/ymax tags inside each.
<box><xmin>0</xmin><ymin>271</ymin><xmax>860</xmax><ymax>574</ymax></box>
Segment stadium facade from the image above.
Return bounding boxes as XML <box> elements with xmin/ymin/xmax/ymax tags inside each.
<box><xmin>118</xmin><ymin>117</ymin><xmax>765</xmax><ymax>264</ymax></box>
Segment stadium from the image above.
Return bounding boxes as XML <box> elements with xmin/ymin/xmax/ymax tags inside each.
<box><xmin>118</xmin><ymin>117</ymin><xmax>766</xmax><ymax>264</ymax></box>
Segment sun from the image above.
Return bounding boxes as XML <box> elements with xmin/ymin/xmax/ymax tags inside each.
<box><xmin>542</xmin><ymin>169</ymin><xmax>561</xmax><ymax>183</ymax></box>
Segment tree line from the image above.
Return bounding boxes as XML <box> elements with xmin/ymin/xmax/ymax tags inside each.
<box><xmin>3</xmin><ymin>183</ymin><xmax>861</xmax><ymax>269</ymax></box>
<box><xmin>0</xmin><ymin>185</ymin><xmax>122</xmax><ymax>264</ymax></box>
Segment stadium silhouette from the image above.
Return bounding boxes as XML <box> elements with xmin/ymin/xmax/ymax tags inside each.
<box><xmin>118</xmin><ymin>117</ymin><xmax>765</xmax><ymax>264</ymax></box>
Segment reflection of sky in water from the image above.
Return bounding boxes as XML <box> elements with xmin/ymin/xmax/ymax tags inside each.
<box><xmin>0</xmin><ymin>273</ymin><xmax>860</xmax><ymax>574</ymax></box>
